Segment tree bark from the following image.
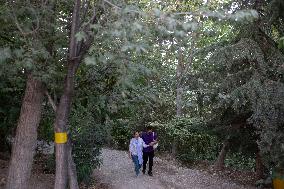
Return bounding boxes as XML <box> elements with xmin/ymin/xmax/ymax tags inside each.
<box><xmin>54</xmin><ymin>62</ymin><xmax>76</xmax><ymax>189</ymax></box>
<box><xmin>176</xmin><ymin>48</ymin><xmax>184</xmax><ymax>117</ymax></box>
<box><xmin>172</xmin><ymin>48</ymin><xmax>184</xmax><ymax>156</ymax></box>
<box><xmin>5</xmin><ymin>74</ymin><xmax>44</xmax><ymax>189</ymax></box>
<box><xmin>214</xmin><ymin>139</ymin><xmax>229</xmax><ymax>170</ymax></box>
<box><xmin>176</xmin><ymin>87</ymin><xmax>183</xmax><ymax>117</ymax></box>
<box><xmin>67</xmin><ymin>139</ymin><xmax>79</xmax><ymax>189</ymax></box>
<box><xmin>46</xmin><ymin>87</ymin><xmax>79</xmax><ymax>189</ymax></box>
<box><xmin>256</xmin><ymin>151</ymin><xmax>264</xmax><ymax>179</ymax></box>
<box><xmin>54</xmin><ymin>0</ymin><xmax>81</xmax><ymax>187</ymax></box>
<box><xmin>172</xmin><ymin>86</ymin><xmax>183</xmax><ymax>156</ymax></box>
<box><xmin>53</xmin><ymin>0</ymin><xmax>104</xmax><ymax>187</ymax></box>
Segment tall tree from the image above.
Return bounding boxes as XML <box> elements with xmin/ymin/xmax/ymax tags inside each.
<box><xmin>53</xmin><ymin>1</ymin><xmax>103</xmax><ymax>188</ymax></box>
<box><xmin>3</xmin><ymin>1</ymin><xmax>56</xmax><ymax>188</ymax></box>
<box><xmin>6</xmin><ymin>75</ymin><xmax>44</xmax><ymax>189</ymax></box>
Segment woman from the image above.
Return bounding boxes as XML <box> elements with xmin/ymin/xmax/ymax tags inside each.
<box><xmin>129</xmin><ymin>131</ymin><xmax>154</xmax><ymax>177</ymax></box>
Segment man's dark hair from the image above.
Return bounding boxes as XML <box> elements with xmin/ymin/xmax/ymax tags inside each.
<box><xmin>146</xmin><ymin>125</ymin><xmax>153</xmax><ymax>131</ymax></box>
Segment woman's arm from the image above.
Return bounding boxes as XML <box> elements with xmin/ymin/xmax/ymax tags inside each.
<box><xmin>142</xmin><ymin>141</ymin><xmax>149</xmax><ymax>148</ymax></box>
<box><xmin>141</xmin><ymin>138</ymin><xmax>157</xmax><ymax>147</ymax></box>
<box><xmin>140</xmin><ymin>138</ymin><xmax>149</xmax><ymax>148</ymax></box>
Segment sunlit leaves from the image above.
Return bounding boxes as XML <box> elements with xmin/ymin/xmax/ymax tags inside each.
<box><xmin>75</xmin><ymin>31</ymin><xmax>87</xmax><ymax>42</ymax></box>
<box><xmin>278</xmin><ymin>36</ymin><xmax>284</xmax><ymax>49</ymax></box>
<box><xmin>0</xmin><ymin>47</ymin><xmax>12</xmax><ymax>63</ymax></box>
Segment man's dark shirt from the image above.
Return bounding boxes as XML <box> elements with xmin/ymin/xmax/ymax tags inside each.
<box><xmin>141</xmin><ymin>131</ymin><xmax>157</xmax><ymax>153</ymax></box>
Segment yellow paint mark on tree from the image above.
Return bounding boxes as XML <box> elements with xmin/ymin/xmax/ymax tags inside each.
<box><xmin>55</xmin><ymin>132</ymin><xmax>67</xmax><ymax>144</ymax></box>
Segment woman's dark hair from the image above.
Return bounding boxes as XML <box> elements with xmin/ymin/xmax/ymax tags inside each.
<box><xmin>146</xmin><ymin>125</ymin><xmax>153</xmax><ymax>131</ymax></box>
<box><xmin>133</xmin><ymin>131</ymin><xmax>139</xmax><ymax>136</ymax></box>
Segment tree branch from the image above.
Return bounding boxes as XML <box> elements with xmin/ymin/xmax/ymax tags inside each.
<box><xmin>103</xmin><ymin>0</ymin><xmax>122</xmax><ymax>10</ymax></box>
<box><xmin>76</xmin><ymin>4</ymin><xmax>97</xmax><ymax>56</ymax></box>
<box><xmin>45</xmin><ymin>90</ymin><xmax>57</xmax><ymax>112</ymax></box>
<box><xmin>177</xmin><ymin>32</ymin><xmax>199</xmax><ymax>87</ymax></box>
<box><xmin>76</xmin><ymin>5</ymin><xmax>105</xmax><ymax>68</ymax></box>
<box><xmin>69</xmin><ymin>0</ymin><xmax>81</xmax><ymax>59</ymax></box>
<box><xmin>80</xmin><ymin>0</ymin><xmax>90</xmax><ymax>26</ymax></box>
<box><xmin>11</xmin><ymin>6</ymin><xmax>40</xmax><ymax>37</ymax></box>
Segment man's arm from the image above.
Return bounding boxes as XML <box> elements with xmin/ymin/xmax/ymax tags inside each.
<box><xmin>154</xmin><ymin>132</ymin><xmax>158</xmax><ymax>142</ymax></box>
<box><xmin>155</xmin><ymin>133</ymin><xmax>158</xmax><ymax>140</ymax></box>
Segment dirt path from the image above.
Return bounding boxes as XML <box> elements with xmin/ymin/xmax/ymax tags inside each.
<box><xmin>92</xmin><ymin>148</ymin><xmax>255</xmax><ymax>189</ymax></box>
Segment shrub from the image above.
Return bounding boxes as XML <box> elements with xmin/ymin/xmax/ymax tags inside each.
<box><xmin>110</xmin><ymin>119</ymin><xmax>132</xmax><ymax>150</ymax></box>
<box><xmin>151</xmin><ymin>117</ymin><xmax>220</xmax><ymax>163</ymax></box>
<box><xmin>225</xmin><ymin>152</ymin><xmax>255</xmax><ymax>171</ymax></box>
<box><xmin>69</xmin><ymin>105</ymin><xmax>104</xmax><ymax>184</ymax></box>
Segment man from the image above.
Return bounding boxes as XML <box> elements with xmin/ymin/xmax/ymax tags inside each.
<box><xmin>141</xmin><ymin>126</ymin><xmax>158</xmax><ymax>176</ymax></box>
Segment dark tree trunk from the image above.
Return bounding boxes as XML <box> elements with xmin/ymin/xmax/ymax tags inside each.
<box><xmin>214</xmin><ymin>140</ymin><xmax>229</xmax><ymax>170</ymax></box>
<box><xmin>53</xmin><ymin>0</ymin><xmax>103</xmax><ymax>187</ymax></box>
<box><xmin>256</xmin><ymin>151</ymin><xmax>264</xmax><ymax>179</ymax></box>
<box><xmin>54</xmin><ymin>0</ymin><xmax>81</xmax><ymax>187</ymax></box>
<box><xmin>5</xmin><ymin>74</ymin><xmax>44</xmax><ymax>189</ymax></box>
<box><xmin>54</xmin><ymin>62</ymin><xmax>76</xmax><ymax>189</ymax></box>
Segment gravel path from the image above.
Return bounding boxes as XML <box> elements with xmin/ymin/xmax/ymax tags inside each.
<box><xmin>92</xmin><ymin>148</ymin><xmax>255</xmax><ymax>189</ymax></box>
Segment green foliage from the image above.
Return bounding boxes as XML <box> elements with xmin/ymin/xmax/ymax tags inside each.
<box><xmin>38</xmin><ymin>106</ymin><xmax>54</xmax><ymax>142</ymax></box>
<box><xmin>225</xmin><ymin>152</ymin><xmax>255</xmax><ymax>171</ymax></box>
<box><xmin>69</xmin><ymin>104</ymin><xmax>104</xmax><ymax>184</ymax></box>
<box><xmin>278</xmin><ymin>37</ymin><xmax>284</xmax><ymax>49</ymax></box>
<box><xmin>0</xmin><ymin>65</ymin><xmax>24</xmax><ymax>151</ymax></box>
<box><xmin>110</xmin><ymin>119</ymin><xmax>132</xmax><ymax>150</ymax></box>
<box><xmin>202</xmin><ymin>8</ymin><xmax>284</xmax><ymax>171</ymax></box>
<box><xmin>84</xmin><ymin>1</ymin><xmax>263</xmax><ymax>173</ymax></box>
<box><xmin>250</xmin><ymin>80</ymin><xmax>284</xmax><ymax>169</ymax></box>
<box><xmin>152</xmin><ymin>117</ymin><xmax>219</xmax><ymax>163</ymax></box>
<box><xmin>1</xmin><ymin>0</ymin><xmax>283</xmax><ymax>182</ymax></box>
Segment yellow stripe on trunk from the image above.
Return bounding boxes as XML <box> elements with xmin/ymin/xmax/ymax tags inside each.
<box><xmin>55</xmin><ymin>132</ymin><xmax>68</xmax><ymax>144</ymax></box>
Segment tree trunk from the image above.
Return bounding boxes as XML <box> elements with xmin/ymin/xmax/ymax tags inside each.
<box><xmin>176</xmin><ymin>47</ymin><xmax>184</xmax><ymax>117</ymax></box>
<box><xmin>214</xmin><ymin>140</ymin><xmax>229</xmax><ymax>170</ymax></box>
<box><xmin>176</xmin><ymin>87</ymin><xmax>183</xmax><ymax>117</ymax></box>
<box><xmin>172</xmin><ymin>48</ymin><xmax>184</xmax><ymax>156</ymax></box>
<box><xmin>67</xmin><ymin>139</ymin><xmax>79</xmax><ymax>189</ymax></box>
<box><xmin>54</xmin><ymin>63</ymin><xmax>76</xmax><ymax>189</ymax></box>
<box><xmin>172</xmin><ymin>86</ymin><xmax>183</xmax><ymax>155</ymax></box>
<box><xmin>5</xmin><ymin>74</ymin><xmax>44</xmax><ymax>189</ymax></box>
<box><xmin>172</xmin><ymin>87</ymin><xmax>183</xmax><ymax>156</ymax></box>
<box><xmin>256</xmin><ymin>151</ymin><xmax>264</xmax><ymax>179</ymax></box>
<box><xmin>53</xmin><ymin>1</ymin><xmax>80</xmax><ymax>186</ymax></box>
<box><xmin>53</xmin><ymin>0</ymin><xmax>101</xmax><ymax>187</ymax></box>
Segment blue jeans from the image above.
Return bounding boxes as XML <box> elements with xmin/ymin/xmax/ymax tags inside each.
<box><xmin>132</xmin><ymin>155</ymin><xmax>141</xmax><ymax>176</ymax></box>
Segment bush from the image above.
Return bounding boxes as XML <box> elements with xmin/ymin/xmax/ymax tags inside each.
<box><xmin>151</xmin><ymin>117</ymin><xmax>220</xmax><ymax>163</ymax></box>
<box><xmin>38</xmin><ymin>106</ymin><xmax>54</xmax><ymax>142</ymax></box>
<box><xmin>225</xmin><ymin>152</ymin><xmax>255</xmax><ymax>171</ymax></box>
<box><xmin>70</xmin><ymin>105</ymin><xmax>104</xmax><ymax>184</ymax></box>
<box><xmin>110</xmin><ymin>119</ymin><xmax>132</xmax><ymax>150</ymax></box>
<box><xmin>176</xmin><ymin>133</ymin><xmax>219</xmax><ymax>164</ymax></box>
